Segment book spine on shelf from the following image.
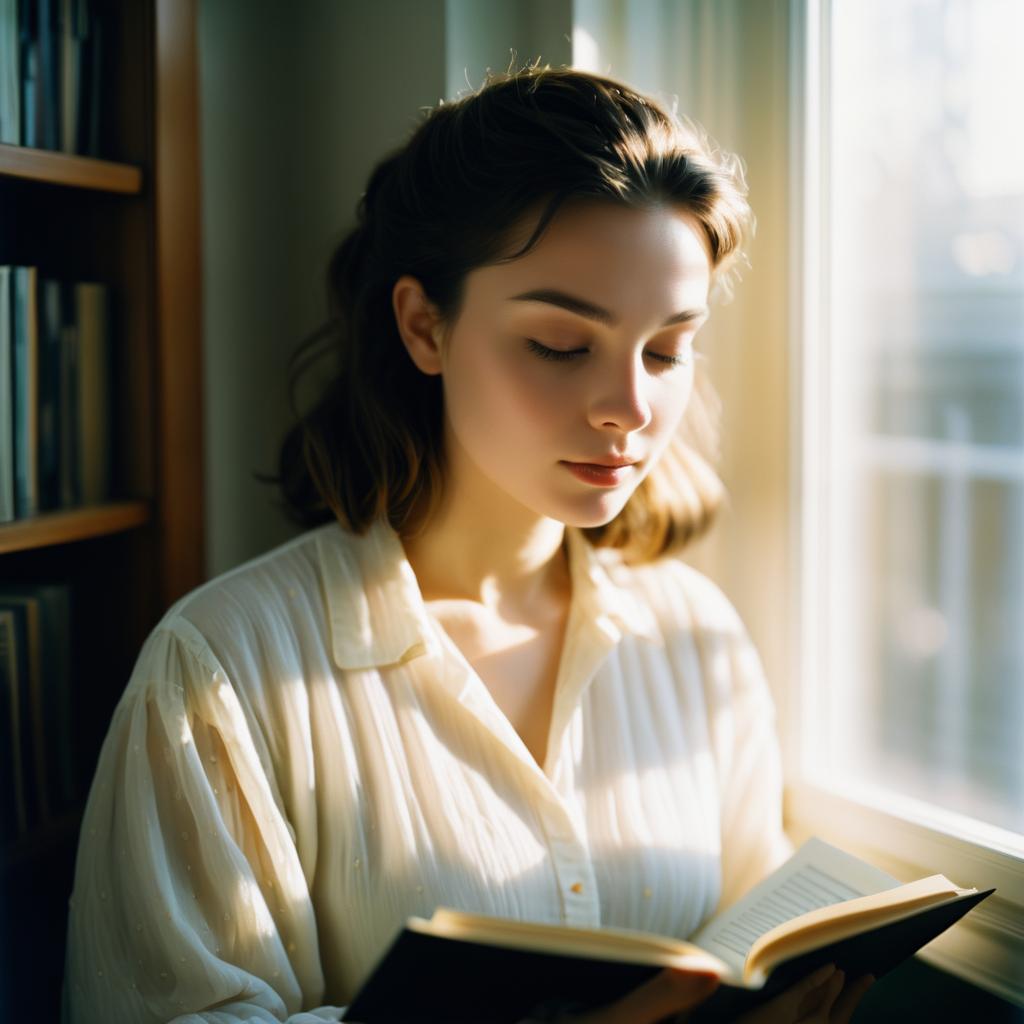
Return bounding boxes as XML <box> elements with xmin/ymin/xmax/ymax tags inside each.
<box><xmin>0</xmin><ymin>583</ymin><xmax>77</xmax><ymax>833</ymax></box>
<box><xmin>0</xmin><ymin>267</ymin><xmax>14</xmax><ymax>523</ymax></box>
<box><xmin>37</xmin><ymin>0</ymin><xmax>59</xmax><ymax>152</ymax></box>
<box><xmin>16</xmin><ymin>0</ymin><xmax>36</xmax><ymax>149</ymax></box>
<box><xmin>0</xmin><ymin>609</ymin><xmax>23</xmax><ymax>842</ymax></box>
<box><xmin>43</xmin><ymin>584</ymin><xmax>75</xmax><ymax>813</ymax></box>
<box><xmin>3</xmin><ymin>271</ymin><xmax>112</xmax><ymax>522</ymax></box>
<box><xmin>59</xmin><ymin>0</ymin><xmax>75</xmax><ymax>154</ymax></box>
<box><xmin>23</xmin><ymin>596</ymin><xmax>48</xmax><ymax>825</ymax></box>
<box><xmin>5</xmin><ymin>0</ymin><xmax>99</xmax><ymax>155</ymax></box>
<box><xmin>0</xmin><ymin>600</ymin><xmax>37</xmax><ymax>836</ymax></box>
<box><xmin>0</xmin><ymin>0</ymin><xmax>20</xmax><ymax>145</ymax></box>
<box><xmin>12</xmin><ymin>266</ymin><xmax>39</xmax><ymax>519</ymax></box>
<box><xmin>77</xmin><ymin>282</ymin><xmax>110</xmax><ymax>505</ymax></box>
<box><xmin>59</xmin><ymin>280</ymin><xmax>80</xmax><ymax>508</ymax></box>
<box><xmin>77</xmin><ymin>0</ymin><xmax>100</xmax><ymax>157</ymax></box>
<box><xmin>38</xmin><ymin>276</ymin><xmax>62</xmax><ymax>512</ymax></box>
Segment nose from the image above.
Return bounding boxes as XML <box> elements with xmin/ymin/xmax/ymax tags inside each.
<box><xmin>587</xmin><ymin>351</ymin><xmax>653</xmax><ymax>433</ymax></box>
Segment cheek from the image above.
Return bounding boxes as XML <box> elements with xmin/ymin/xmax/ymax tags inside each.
<box><xmin>656</xmin><ymin>372</ymin><xmax>696</xmax><ymax>433</ymax></box>
<box><xmin>446</xmin><ymin>345</ymin><xmax>570</xmax><ymax>444</ymax></box>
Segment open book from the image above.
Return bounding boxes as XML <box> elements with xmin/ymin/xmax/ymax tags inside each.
<box><xmin>341</xmin><ymin>837</ymin><xmax>994</xmax><ymax>1023</ymax></box>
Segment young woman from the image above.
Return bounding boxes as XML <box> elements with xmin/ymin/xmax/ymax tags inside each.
<box><xmin>62</xmin><ymin>65</ymin><xmax>875</xmax><ymax>1023</ymax></box>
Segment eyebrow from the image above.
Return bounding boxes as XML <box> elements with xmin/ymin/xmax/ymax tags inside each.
<box><xmin>507</xmin><ymin>288</ymin><xmax>709</xmax><ymax>328</ymax></box>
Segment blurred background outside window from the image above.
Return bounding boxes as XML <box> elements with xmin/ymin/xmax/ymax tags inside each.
<box><xmin>813</xmin><ymin>0</ymin><xmax>1023</xmax><ymax>839</ymax></box>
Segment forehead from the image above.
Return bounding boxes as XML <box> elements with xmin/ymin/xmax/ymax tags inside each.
<box><xmin>467</xmin><ymin>201</ymin><xmax>712</xmax><ymax>319</ymax></box>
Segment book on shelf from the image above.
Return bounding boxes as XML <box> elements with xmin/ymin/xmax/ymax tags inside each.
<box><xmin>341</xmin><ymin>837</ymin><xmax>995</xmax><ymax>1023</ymax></box>
<box><xmin>0</xmin><ymin>582</ymin><xmax>76</xmax><ymax>845</ymax></box>
<box><xmin>1</xmin><ymin>265</ymin><xmax>112</xmax><ymax>523</ymax></box>
<box><xmin>0</xmin><ymin>0</ymin><xmax>103</xmax><ymax>154</ymax></box>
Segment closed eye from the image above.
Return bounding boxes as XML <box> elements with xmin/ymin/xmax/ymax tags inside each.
<box><xmin>524</xmin><ymin>338</ymin><xmax>693</xmax><ymax>368</ymax></box>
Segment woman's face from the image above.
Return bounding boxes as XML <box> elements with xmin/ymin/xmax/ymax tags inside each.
<box><xmin>405</xmin><ymin>201</ymin><xmax>712</xmax><ymax>529</ymax></box>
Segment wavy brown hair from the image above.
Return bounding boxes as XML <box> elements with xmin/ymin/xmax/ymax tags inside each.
<box><xmin>257</xmin><ymin>62</ymin><xmax>755</xmax><ymax>564</ymax></box>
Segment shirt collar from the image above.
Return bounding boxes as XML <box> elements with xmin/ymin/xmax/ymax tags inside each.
<box><xmin>315</xmin><ymin>515</ymin><xmax>661</xmax><ymax>671</ymax></box>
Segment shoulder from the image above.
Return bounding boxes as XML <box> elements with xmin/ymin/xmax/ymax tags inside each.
<box><xmin>136</xmin><ymin>523</ymin><xmax>344</xmax><ymax>699</ymax></box>
<box><xmin>160</xmin><ymin>523</ymin><xmax>335</xmax><ymax>636</ymax></box>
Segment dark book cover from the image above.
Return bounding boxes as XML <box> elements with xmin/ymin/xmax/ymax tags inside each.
<box><xmin>0</xmin><ymin>584</ymin><xmax>75</xmax><ymax>819</ymax></box>
<box><xmin>1</xmin><ymin>266</ymin><xmax>14</xmax><ymax>523</ymax></box>
<box><xmin>17</xmin><ymin>0</ymin><xmax>37</xmax><ymax>148</ymax></box>
<box><xmin>11</xmin><ymin>265</ymin><xmax>38</xmax><ymax>519</ymax></box>
<box><xmin>0</xmin><ymin>600</ymin><xmax>38</xmax><ymax>837</ymax></box>
<box><xmin>37</xmin><ymin>0</ymin><xmax>60</xmax><ymax>151</ymax></box>
<box><xmin>73</xmin><ymin>0</ymin><xmax>101</xmax><ymax>158</ymax></box>
<box><xmin>58</xmin><ymin>279</ymin><xmax>80</xmax><ymax>507</ymax></box>
<box><xmin>0</xmin><ymin>610</ymin><xmax>22</xmax><ymax>844</ymax></box>
<box><xmin>37</xmin><ymin>276</ymin><xmax>62</xmax><ymax>512</ymax></box>
<box><xmin>342</xmin><ymin>888</ymin><xmax>995</xmax><ymax>1023</ymax></box>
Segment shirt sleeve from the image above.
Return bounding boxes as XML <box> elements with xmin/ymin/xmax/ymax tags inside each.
<box><xmin>62</xmin><ymin>618</ymin><xmax>347</xmax><ymax>1024</ymax></box>
<box><xmin>683</xmin><ymin>566</ymin><xmax>796</xmax><ymax>918</ymax></box>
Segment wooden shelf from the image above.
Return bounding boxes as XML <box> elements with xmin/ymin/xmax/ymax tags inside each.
<box><xmin>0</xmin><ymin>143</ymin><xmax>143</xmax><ymax>194</ymax></box>
<box><xmin>0</xmin><ymin>501</ymin><xmax>151</xmax><ymax>554</ymax></box>
<box><xmin>0</xmin><ymin>2</ymin><xmax>204</xmax><ymax>1016</ymax></box>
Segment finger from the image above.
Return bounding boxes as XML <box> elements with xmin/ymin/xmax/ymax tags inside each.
<box><xmin>795</xmin><ymin>969</ymin><xmax>845</xmax><ymax>1023</ymax></box>
<box><xmin>749</xmin><ymin>963</ymin><xmax>837</xmax><ymax>1022</ymax></box>
<box><xmin>829</xmin><ymin>973</ymin><xmax>876</xmax><ymax>1024</ymax></box>
<box><xmin>795</xmin><ymin>976</ymin><xmax>839</xmax><ymax>1018</ymax></box>
<box><xmin>789</xmin><ymin>962</ymin><xmax>838</xmax><ymax>1011</ymax></box>
<box><xmin>583</xmin><ymin>968</ymin><xmax>721</xmax><ymax>1024</ymax></box>
<box><xmin>819</xmin><ymin>969</ymin><xmax>846</xmax><ymax>1015</ymax></box>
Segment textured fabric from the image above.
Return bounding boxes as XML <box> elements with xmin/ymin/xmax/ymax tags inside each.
<box><xmin>62</xmin><ymin>516</ymin><xmax>794</xmax><ymax>1023</ymax></box>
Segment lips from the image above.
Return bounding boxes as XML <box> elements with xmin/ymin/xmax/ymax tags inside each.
<box><xmin>561</xmin><ymin>461</ymin><xmax>636</xmax><ymax>487</ymax></box>
<box><xmin>567</xmin><ymin>457</ymin><xmax>639</xmax><ymax>468</ymax></box>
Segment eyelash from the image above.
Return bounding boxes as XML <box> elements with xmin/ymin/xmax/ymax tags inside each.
<box><xmin>524</xmin><ymin>338</ymin><xmax>694</xmax><ymax>368</ymax></box>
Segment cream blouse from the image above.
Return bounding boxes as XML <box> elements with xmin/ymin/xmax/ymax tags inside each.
<box><xmin>62</xmin><ymin>515</ymin><xmax>794</xmax><ymax>1023</ymax></box>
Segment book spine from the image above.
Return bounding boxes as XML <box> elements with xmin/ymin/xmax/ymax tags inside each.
<box><xmin>70</xmin><ymin>0</ymin><xmax>88</xmax><ymax>155</ymax></box>
<box><xmin>0</xmin><ymin>593</ymin><xmax>51</xmax><ymax>823</ymax></box>
<box><xmin>75</xmin><ymin>0</ymin><xmax>99</xmax><ymax>157</ymax></box>
<box><xmin>59</xmin><ymin>0</ymin><xmax>74</xmax><ymax>153</ymax></box>
<box><xmin>38</xmin><ymin>276</ymin><xmax>62</xmax><ymax>512</ymax></box>
<box><xmin>13</xmin><ymin>266</ymin><xmax>39</xmax><ymax>518</ymax></box>
<box><xmin>59</xmin><ymin>280</ymin><xmax>79</xmax><ymax>507</ymax></box>
<box><xmin>0</xmin><ymin>0</ymin><xmax>20</xmax><ymax>145</ymax></box>
<box><xmin>77</xmin><ymin>282</ymin><xmax>110</xmax><ymax>504</ymax></box>
<box><xmin>37</xmin><ymin>584</ymin><xmax>75</xmax><ymax>813</ymax></box>
<box><xmin>17</xmin><ymin>0</ymin><xmax>35</xmax><ymax>148</ymax></box>
<box><xmin>37</xmin><ymin>0</ymin><xmax>59</xmax><ymax>151</ymax></box>
<box><xmin>0</xmin><ymin>601</ymin><xmax>35</xmax><ymax>836</ymax></box>
<box><xmin>22</xmin><ymin>597</ymin><xmax>50</xmax><ymax>824</ymax></box>
<box><xmin>0</xmin><ymin>610</ymin><xmax>22</xmax><ymax>842</ymax></box>
<box><xmin>0</xmin><ymin>267</ymin><xmax>14</xmax><ymax>523</ymax></box>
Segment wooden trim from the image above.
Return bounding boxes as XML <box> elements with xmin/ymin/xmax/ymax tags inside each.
<box><xmin>154</xmin><ymin>0</ymin><xmax>206</xmax><ymax>603</ymax></box>
<box><xmin>0</xmin><ymin>503</ymin><xmax>151</xmax><ymax>554</ymax></box>
<box><xmin>0</xmin><ymin>143</ymin><xmax>143</xmax><ymax>193</ymax></box>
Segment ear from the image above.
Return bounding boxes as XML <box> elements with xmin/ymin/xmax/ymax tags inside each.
<box><xmin>392</xmin><ymin>274</ymin><xmax>446</xmax><ymax>376</ymax></box>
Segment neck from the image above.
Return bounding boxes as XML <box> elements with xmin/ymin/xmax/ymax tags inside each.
<box><xmin>399</xmin><ymin>451</ymin><xmax>571</xmax><ymax>619</ymax></box>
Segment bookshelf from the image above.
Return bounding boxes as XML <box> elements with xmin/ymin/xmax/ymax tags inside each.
<box><xmin>0</xmin><ymin>0</ymin><xmax>204</xmax><ymax>1017</ymax></box>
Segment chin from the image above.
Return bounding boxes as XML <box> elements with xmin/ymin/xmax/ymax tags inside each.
<box><xmin>554</xmin><ymin>494</ymin><xmax>633</xmax><ymax>530</ymax></box>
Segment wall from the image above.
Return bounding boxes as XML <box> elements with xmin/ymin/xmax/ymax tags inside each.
<box><xmin>197</xmin><ymin>0</ymin><xmax>446</xmax><ymax>576</ymax></box>
<box><xmin>197</xmin><ymin>0</ymin><xmax>570</xmax><ymax>578</ymax></box>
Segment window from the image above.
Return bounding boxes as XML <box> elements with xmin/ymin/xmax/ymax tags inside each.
<box><xmin>790</xmin><ymin>0</ymin><xmax>1024</xmax><ymax>1001</ymax></box>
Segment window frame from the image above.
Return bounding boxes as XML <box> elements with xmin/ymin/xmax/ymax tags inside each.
<box><xmin>784</xmin><ymin>0</ymin><xmax>1024</xmax><ymax>1005</ymax></box>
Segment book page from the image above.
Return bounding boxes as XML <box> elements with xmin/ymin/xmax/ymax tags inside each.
<box><xmin>689</xmin><ymin>837</ymin><xmax>902</xmax><ymax>976</ymax></box>
<box><xmin>418</xmin><ymin>908</ymin><xmax>731</xmax><ymax>975</ymax></box>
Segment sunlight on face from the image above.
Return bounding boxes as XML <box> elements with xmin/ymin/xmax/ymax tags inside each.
<box><xmin>438</xmin><ymin>201</ymin><xmax>712</xmax><ymax>529</ymax></box>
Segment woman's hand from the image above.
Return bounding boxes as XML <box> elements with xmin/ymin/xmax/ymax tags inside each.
<box><xmin>552</xmin><ymin>966</ymin><xmax>722</xmax><ymax>1024</ymax></box>
<box><xmin>733</xmin><ymin>963</ymin><xmax>876</xmax><ymax>1024</ymax></box>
